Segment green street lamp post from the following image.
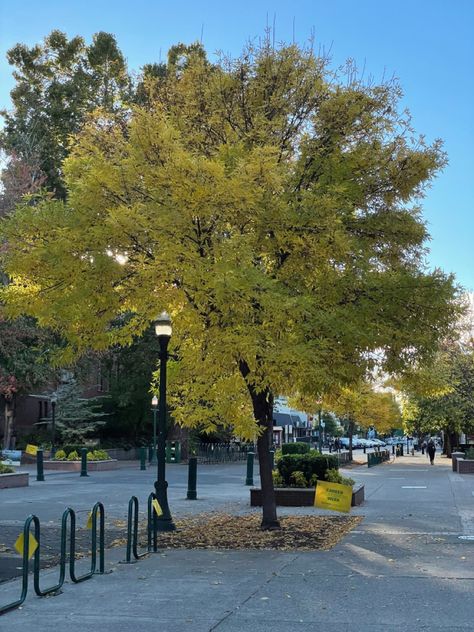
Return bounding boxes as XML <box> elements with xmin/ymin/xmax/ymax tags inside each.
<box><xmin>50</xmin><ymin>395</ymin><xmax>57</xmax><ymax>458</ymax></box>
<box><xmin>150</xmin><ymin>396</ymin><xmax>158</xmax><ymax>465</ymax></box>
<box><xmin>153</xmin><ymin>312</ymin><xmax>176</xmax><ymax>531</ymax></box>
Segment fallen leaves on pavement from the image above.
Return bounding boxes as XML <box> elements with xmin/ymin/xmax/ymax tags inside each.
<box><xmin>138</xmin><ymin>513</ymin><xmax>362</xmax><ymax>551</ymax></box>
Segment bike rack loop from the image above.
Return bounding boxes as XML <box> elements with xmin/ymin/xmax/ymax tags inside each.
<box><xmin>0</xmin><ymin>502</ymin><xmax>105</xmax><ymax>616</ymax></box>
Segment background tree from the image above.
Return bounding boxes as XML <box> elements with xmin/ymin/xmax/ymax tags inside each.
<box><xmin>0</xmin><ymin>39</ymin><xmax>459</xmax><ymax>528</ymax></box>
<box><xmin>401</xmin><ymin>344</ymin><xmax>474</xmax><ymax>456</ymax></box>
<box><xmin>52</xmin><ymin>378</ymin><xmax>107</xmax><ymax>444</ymax></box>
<box><xmin>1</xmin><ymin>30</ymin><xmax>131</xmax><ymax>199</ymax></box>
<box><xmin>0</xmin><ymin>317</ymin><xmax>57</xmax><ymax>448</ymax></box>
<box><xmin>325</xmin><ymin>384</ymin><xmax>401</xmax><ymax>459</ymax></box>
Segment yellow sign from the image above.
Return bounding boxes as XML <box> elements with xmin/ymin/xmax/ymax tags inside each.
<box><xmin>314</xmin><ymin>480</ymin><xmax>352</xmax><ymax>513</ymax></box>
<box><xmin>152</xmin><ymin>499</ymin><xmax>163</xmax><ymax>517</ymax></box>
<box><xmin>86</xmin><ymin>512</ymin><xmax>93</xmax><ymax>529</ymax></box>
<box><xmin>25</xmin><ymin>444</ymin><xmax>39</xmax><ymax>456</ymax></box>
<box><xmin>14</xmin><ymin>532</ymin><xmax>38</xmax><ymax>559</ymax></box>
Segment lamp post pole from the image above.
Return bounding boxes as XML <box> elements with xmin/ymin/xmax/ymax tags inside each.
<box><xmin>151</xmin><ymin>396</ymin><xmax>158</xmax><ymax>465</ymax></box>
<box><xmin>51</xmin><ymin>396</ymin><xmax>57</xmax><ymax>458</ymax></box>
<box><xmin>153</xmin><ymin>312</ymin><xmax>176</xmax><ymax>531</ymax></box>
<box><xmin>318</xmin><ymin>407</ymin><xmax>323</xmax><ymax>454</ymax></box>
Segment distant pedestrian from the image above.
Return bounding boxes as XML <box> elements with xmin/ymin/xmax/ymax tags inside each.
<box><xmin>421</xmin><ymin>441</ymin><xmax>426</xmax><ymax>455</ymax></box>
<box><xmin>427</xmin><ymin>438</ymin><xmax>436</xmax><ymax>465</ymax></box>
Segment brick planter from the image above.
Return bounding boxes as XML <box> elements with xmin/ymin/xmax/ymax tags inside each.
<box><xmin>43</xmin><ymin>459</ymin><xmax>119</xmax><ymax>471</ymax></box>
<box><xmin>0</xmin><ymin>472</ymin><xmax>29</xmax><ymax>489</ymax></box>
<box><xmin>451</xmin><ymin>452</ymin><xmax>465</xmax><ymax>472</ymax></box>
<box><xmin>250</xmin><ymin>484</ymin><xmax>364</xmax><ymax>507</ymax></box>
<box><xmin>456</xmin><ymin>458</ymin><xmax>474</xmax><ymax>474</ymax></box>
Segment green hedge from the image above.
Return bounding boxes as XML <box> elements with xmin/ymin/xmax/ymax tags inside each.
<box><xmin>281</xmin><ymin>442</ymin><xmax>311</xmax><ymax>455</ymax></box>
<box><xmin>277</xmin><ymin>453</ymin><xmax>339</xmax><ymax>486</ymax></box>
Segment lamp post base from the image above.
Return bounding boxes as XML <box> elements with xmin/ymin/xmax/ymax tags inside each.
<box><xmin>153</xmin><ymin>479</ymin><xmax>176</xmax><ymax>531</ymax></box>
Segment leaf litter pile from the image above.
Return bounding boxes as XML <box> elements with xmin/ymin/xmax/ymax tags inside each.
<box><xmin>137</xmin><ymin>513</ymin><xmax>362</xmax><ymax>551</ymax></box>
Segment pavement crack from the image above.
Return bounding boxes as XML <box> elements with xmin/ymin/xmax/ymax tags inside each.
<box><xmin>208</xmin><ymin>553</ymin><xmax>300</xmax><ymax>631</ymax></box>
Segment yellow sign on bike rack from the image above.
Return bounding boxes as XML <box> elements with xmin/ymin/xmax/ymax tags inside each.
<box><xmin>314</xmin><ymin>480</ymin><xmax>352</xmax><ymax>513</ymax></box>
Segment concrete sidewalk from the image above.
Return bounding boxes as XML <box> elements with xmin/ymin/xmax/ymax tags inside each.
<box><xmin>1</xmin><ymin>455</ymin><xmax>473</xmax><ymax>630</ymax></box>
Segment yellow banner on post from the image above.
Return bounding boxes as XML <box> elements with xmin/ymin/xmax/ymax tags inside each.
<box><xmin>25</xmin><ymin>444</ymin><xmax>38</xmax><ymax>456</ymax></box>
<box><xmin>314</xmin><ymin>480</ymin><xmax>352</xmax><ymax>513</ymax></box>
<box><xmin>14</xmin><ymin>532</ymin><xmax>38</xmax><ymax>560</ymax></box>
<box><xmin>152</xmin><ymin>499</ymin><xmax>163</xmax><ymax>517</ymax></box>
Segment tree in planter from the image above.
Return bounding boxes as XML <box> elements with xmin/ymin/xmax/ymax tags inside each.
<box><xmin>0</xmin><ymin>39</ymin><xmax>459</xmax><ymax>528</ymax></box>
<box><xmin>53</xmin><ymin>378</ymin><xmax>107</xmax><ymax>444</ymax></box>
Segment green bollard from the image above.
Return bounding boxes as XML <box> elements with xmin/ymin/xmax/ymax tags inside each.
<box><xmin>80</xmin><ymin>448</ymin><xmax>88</xmax><ymax>477</ymax></box>
<box><xmin>36</xmin><ymin>449</ymin><xmax>44</xmax><ymax>481</ymax></box>
<box><xmin>270</xmin><ymin>449</ymin><xmax>275</xmax><ymax>470</ymax></box>
<box><xmin>187</xmin><ymin>457</ymin><xmax>197</xmax><ymax>500</ymax></box>
<box><xmin>245</xmin><ymin>451</ymin><xmax>255</xmax><ymax>486</ymax></box>
<box><xmin>139</xmin><ymin>447</ymin><xmax>147</xmax><ymax>470</ymax></box>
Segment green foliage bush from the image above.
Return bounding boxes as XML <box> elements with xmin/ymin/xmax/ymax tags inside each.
<box><xmin>54</xmin><ymin>449</ymin><xmax>67</xmax><ymax>461</ymax></box>
<box><xmin>281</xmin><ymin>442</ymin><xmax>311</xmax><ymax>455</ymax></box>
<box><xmin>67</xmin><ymin>450</ymin><xmax>79</xmax><ymax>461</ymax></box>
<box><xmin>0</xmin><ymin>464</ymin><xmax>15</xmax><ymax>474</ymax></box>
<box><xmin>272</xmin><ymin>470</ymin><xmax>285</xmax><ymax>487</ymax></box>
<box><xmin>277</xmin><ymin>453</ymin><xmax>339</xmax><ymax>487</ymax></box>
<box><xmin>92</xmin><ymin>449</ymin><xmax>110</xmax><ymax>460</ymax></box>
<box><xmin>464</xmin><ymin>447</ymin><xmax>474</xmax><ymax>460</ymax></box>
<box><xmin>325</xmin><ymin>468</ymin><xmax>355</xmax><ymax>487</ymax></box>
<box><xmin>87</xmin><ymin>451</ymin><xmax>97</xmax><ymax>461</ymax></box>
<box><xmin>289</xmin><ymin>471</ymin><xmax>308</xmax><ymax>487</ymax></box>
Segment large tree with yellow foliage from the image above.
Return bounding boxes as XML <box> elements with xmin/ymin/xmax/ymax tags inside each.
<box><xmin>0</xmin><ymin>40</ymin><xmax>459</xmax><ymax>527</ymax></box>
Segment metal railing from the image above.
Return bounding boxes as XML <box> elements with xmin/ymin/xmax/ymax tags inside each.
<box><xmin>191</xmin><ymin>442</ymin><xmax>256</xmax><ymax>464</ymax></box>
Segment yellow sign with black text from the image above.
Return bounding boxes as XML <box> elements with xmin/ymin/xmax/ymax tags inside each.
<box><xmin>314</xmin><ymin>481</ymin><xmax>352</xmax><ymax>513</ymax></box>
<box><xmin>25</xmin><ymin>444</ymin><xmax>38</xmax><ymax>456</ymax></box>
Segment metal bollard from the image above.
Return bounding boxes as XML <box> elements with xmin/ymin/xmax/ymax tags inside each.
<box><xmin>187</xmin><ymin>456</ymin><xmax>197</xmax><ymax>500</ymax></box>
<box><xmin>270</xmin><ymin>449</ymin><xmax>275</xmax><ymax>470</ymax></box>
<box><xmin>36</xmin><ymin>449</ymin><xmax>44</xmax><ymax>482</ymax></box>
<box><xmin>245</xmin><ymin>451</ymin><xmax>255</xmax><ymax>486</ymax></box>
<box><xmin>139</xmin><ymin>447</ymin><xmax>147</xmax><ymax>470</ymax></box>
<box><xmin>80</xmin><ymin>448</ymin><xmax>88</xmax><ymax>477</ymax></box>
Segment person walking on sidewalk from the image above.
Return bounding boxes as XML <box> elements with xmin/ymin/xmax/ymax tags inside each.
<box><xmin>427</xmin><ymin>438</ymin><xmax>436</xmax><ymax>465</ymax></box>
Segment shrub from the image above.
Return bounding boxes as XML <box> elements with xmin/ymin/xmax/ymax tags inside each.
<box><xmin>87</xmin><ymin>451</ymin><xmax>97</xmax><ymax>461</ymax></box>
<box><xmin>465</xmin><ymin>447</ymin><xmax>474</xmax><ymax>460</ymax></box>
<box><xmin>67</xmin><ymin>450</ymin><xmax>79</xmax><ymax>461</ymax></box>
<box><xmin>62</xmin><ymin>445</ymin><xmax>84</xmax><ymax>456</ymax></box>
<box><xmin>54</xmin><ymin>450</ymin><xmax>67</xmax><ymax>461</ymax></box>
<box><xmin>289</xmin><ymin>471</ymin><xmax>308</xmax><ymax>487</ymax></box>
<box><xmin>0</xmin><ymin>464</ymin><xmax>15</xmax><ymax>474</ymax></box>
<box><xmin>272</xmin><ymin>471</ymin><xmax>285</xmax><ymax>487</ymax></box>
<box><xmin>93</xmin><ymin>449</ymin><xmax>110</xmax><ymax>460</ymax></box>
<box><xmin>325</xmin><ymin>468</ymin><xmax>355</xmax><ymax>487</ymax></box>
<box><xmin>274</xmin><ymin>448</ymin><xmax>282</xmax><ymax>463</ymax></box>
<box><xmin>277</xmin><ymin>453</ymin><xmax>339</xmax><ymax>486</ymax></box>
<box><xmin>309</xmin><ymin>474</ymin><xmax>318</xmax><ymax>487</ymax></box>
<box><xmin>281</xmin><ymin>442</ymin><xmax>311</xmax><ymax>455</ymax></box>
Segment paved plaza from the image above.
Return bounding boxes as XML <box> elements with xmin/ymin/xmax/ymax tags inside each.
<box><xmin>1</xmin><ymin>453</ymin><xmax>473</xmax><ymax>630</ymax></box>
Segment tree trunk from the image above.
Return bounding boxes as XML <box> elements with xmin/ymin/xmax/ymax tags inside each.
<box><xmin>2</xmin><ymin>399</ymin><xmax>14</xmax><ymax>450</ymax></box>
<box><xmin>238</xmin><ymin>359</ymin><xmax>279</xmax><ymax>530</ymax></box>
<box><xmin>251</xmin><ymin>388</ymin><xmax>280</xmax><ymax>530</ymax></box>
<box><xmin>348</xmin><ymin>419</ymin><xmax>354</xmax><ymax>462</ymax></box>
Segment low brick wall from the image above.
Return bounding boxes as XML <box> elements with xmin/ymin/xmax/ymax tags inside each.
<box><xmin>456</xmin><ymin>458</ymin><xmax>474</xmax><ymax>474</ymax></box>
<box><xmin>250</xmin><ymin>484</ymin><xmax>364</xmax><ymax>507</ymax></box>
<box><xmin>451</xmin><ymin>452</ymin><xmax>465</xmax><ymax>472</ymax></box>
<box><xmin>43</xmin><ymin>459</ymin><xmax>119</xmax><ymax>471</ymax></box>
<box><xmin>0</xmin><ymin>472</ymin><xmax>29</xmax><ymax>489</ymax></box>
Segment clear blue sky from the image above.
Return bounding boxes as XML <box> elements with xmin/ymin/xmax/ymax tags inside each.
<box><xmin>1</xmin><ymin>0</ymin><xmax>473</xmax><ymax>290</ymax></box>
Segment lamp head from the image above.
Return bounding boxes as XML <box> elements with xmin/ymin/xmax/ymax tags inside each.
<box><xmin>154</xmin><ymin>311</ymin><xmax>172</xmax><ymax>339</ymax></box>
<box><xmin>152</xmin><ymin>396</ymin><xmax>158</xmax><ymax>408</ymax></box>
